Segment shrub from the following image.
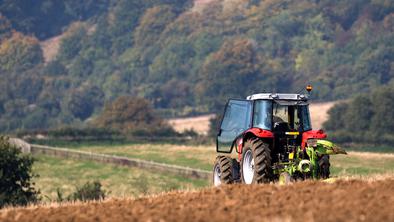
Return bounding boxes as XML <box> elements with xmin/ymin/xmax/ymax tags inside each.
<box><xmin>48</xmin><ymin>127</ymin><xmax>120</xmax><ymax>139</ymax></box>
<box><xmin>129</xmin><ymin>126</ymin><xmax>179</xmax><ymax>138</ymax></box>
<box><xmin>0</xmin><ymin>136</ymin><xmax>39</xmax><ymax>208</ymax></box>
<box><xmin>71</xmin><ymin>181</ymin><xmax>106</xmax><ymax>201</ymax></box>
<box><xmin>94</xmin><ymin>96</ymin><xmax>175</xmax><ymax>135</ymax></box>
<box><xmin>57</xmin><ymin>181</ymin><xmax>106</xmax><ymax>202</ymax></box>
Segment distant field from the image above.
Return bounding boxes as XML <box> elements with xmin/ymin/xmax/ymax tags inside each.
<box><xmin>168</xmin><ymin>114</ymin><xmax>215</xmax><ymax>135</ymax></box>
<box><xmin>32</xmin><ymin>155</ymin><xmax>208</xmax><ymax>201</ymax></box>
<box><xmin>309</xmin><ymin>101</ymin><xmax>336</xmax><ymax>129</ymax></box>
<box><xmin>76</xmin><ymin>143</ymin><xmax>394</xmax><ymax>177</ymax></box>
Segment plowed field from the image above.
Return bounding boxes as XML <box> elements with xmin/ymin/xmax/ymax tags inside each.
<box><xmin>2</xmin><ymin>178</ymin><xmax>394</xmax><ymax>222</ymax></box>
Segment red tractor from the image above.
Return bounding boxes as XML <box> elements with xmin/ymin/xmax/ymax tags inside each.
<box><xmin>213</xmin><ymin>88</ymin><xmax>346</xmax><ymax>186</ymax></box>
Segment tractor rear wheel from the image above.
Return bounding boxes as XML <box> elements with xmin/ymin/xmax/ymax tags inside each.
<box><xmin>319</xmin><ymin>155</ymin><xmax>330</xmax><ymax>179</ymax></box>
<box><xmin>241</xmin><ymin>138</ymin><xmax>272</xmax><ymax>184</ymax></box>
<box><xmin>212</xmin><ymin>156</ymin><xmax>235</xmax><ymax>186</ymax></box>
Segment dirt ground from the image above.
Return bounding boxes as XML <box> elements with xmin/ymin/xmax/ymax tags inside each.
<box><xmin>2</xmin><ymin>178</ymin><xmax>393</xmax><ymax>222</ymax></box>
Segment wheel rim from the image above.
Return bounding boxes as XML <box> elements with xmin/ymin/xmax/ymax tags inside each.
<box><xmin>213</xmin><ymin>164</ymin><xmax>221</xmax><ymax>186</ymax></box>
<box><xmin>243</xmin><ymin>150</ymin><xmax>254</xmax><ymax>184</ymax></box>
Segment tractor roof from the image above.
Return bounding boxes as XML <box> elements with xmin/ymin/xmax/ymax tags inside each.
<box><xmin>246</xmin><ymin>93</ymin><xmax>308</xmax><ymax>101</ymax></box>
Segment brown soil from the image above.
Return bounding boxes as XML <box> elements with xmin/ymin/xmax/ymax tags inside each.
<box><xmin>1</xmin><ymin>178</ymin><xmax>393</xmax><ymax>222</ymax></box>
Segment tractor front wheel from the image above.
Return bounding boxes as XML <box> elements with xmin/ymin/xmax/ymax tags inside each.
<box><xmin>241</xmin><ymin>138</ymin><xmax>272</xmax><ymax>184</ymax></box>
<box><xmin>213</xmin><ymin>156</ymin><xmax>236</xmax><ymax>186</ymax></box>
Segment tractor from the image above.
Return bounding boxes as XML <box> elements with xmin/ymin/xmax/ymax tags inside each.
<box><xmin>213</xmin><ymin>86</ymin><xmax>346</xmax><ymax>186</ymax></box>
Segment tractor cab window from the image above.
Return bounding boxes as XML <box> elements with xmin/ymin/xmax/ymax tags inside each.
<box><xmin>273</xmin><ymin>104</ymin><xmax>292</xmax><ymax>131</ymax></box>
<box><xmin>253</xmin><ymin>100</ymin><xmax>272</xmax><ymax>130</ymax></box>
<box><xmin>217</xmin><ymin>99</ymin><xmax>252</xmax><ymax>153</ymax></box>
<box><xmin>272</xmin><ymin>103</ymin><xmax>311</xmax><ymax>132</ymax></box>
<box><xmin>300</xmin><ymin>105</ymin><xmax>312</xmax><ymax>131</ymax></box>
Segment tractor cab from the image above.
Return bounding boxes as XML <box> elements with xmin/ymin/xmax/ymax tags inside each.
<box><xmin>217</xmin><ymin>93</ymin><xmax>313</xmax><ymax>155</ymax></box>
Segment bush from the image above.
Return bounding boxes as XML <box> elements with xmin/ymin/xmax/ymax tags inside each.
<box><xmin>0</xmin><ymin>136</ymin><xmax>39</xmax><ymax>208</ymax></box>
<box><xmin>48</xmin><ymin>127</ymin><xmax>121</xmax><ymax>139</ymax></box>
<box><xmin>71</xmin><ymin>181</ymin><xmax>106</xmax><ymax>201</ymax></box>
<box><xmin>129</xmin><ymin>126</ymin><xmax>179</xmax><ymax>138</ymax></box>
<box><xmin>94</xmin><ymin>96</ymin><xmax>175</xmax><ymax>135</ymax></box>
<box><xmin>57</xmin><ymin>181</ymin><xmax>106</xmax><ymax>202</ymax></box>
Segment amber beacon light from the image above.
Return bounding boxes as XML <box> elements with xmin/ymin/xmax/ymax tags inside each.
<box><xmin>306</xmin><ymin>85</ymin><xmax>313</xmax><ymax>92</ymax></box>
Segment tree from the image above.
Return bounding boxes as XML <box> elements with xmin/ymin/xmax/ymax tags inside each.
<box><xmin>345</xmin><ymin>96</ymin><xmax>373</xmax><ymax>131</ymax></box>
<box><xmin>58</xmin><ymin>26</ymin><xmax>86</xmax><ymax>61</ymax></box>
<box><xmin>133</xmin><ymin>5</ymin><xmax>177</xmax><ymax>47</ymax></box>
<box><xmin>0</xmin><ymin>14</ymin><xmax>12</xmax><ymax>40</ymax></box>
<box><xmin>371</xmin><ymin>85</ymin><xmax>394</xmax><ymax>134</ymax></box>
<box><xmin>94</xmin><ymin>96</ymin><xmax>166</xmax><ymax>133</ymax></box>
<box><xmin>67</xmin><ymin>86</ymin><xmax>104</xmax><ymax>121</ymax></box>
<box><xmin>0</xmin><ymin>32</ymin><xmax>43</xmax><ymax>72</ymax></box>
<box><xmin>0</xmin><ymin>136</ymin><xmax>39</xmax><ymax>207</ymax></box>
<box><xmin>323</xmin><ymin>102</ymin><xmax>349</xmax><ymax>131</ymax></box>
<box><xmin>195</xmin><ymin>38</ymin><xmax>261</xmax><ymax>111</ymax></box>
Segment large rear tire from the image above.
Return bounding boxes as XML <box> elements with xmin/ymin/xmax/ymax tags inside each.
<box><xmin>212</xmin><ymin>156</ymin><xmax>235</xmax><ymax>186</ymax></box>
<box><xmin>241</xmin><ymin>138</ymin><xmax>272</xmax><ymax>184</ymax></box>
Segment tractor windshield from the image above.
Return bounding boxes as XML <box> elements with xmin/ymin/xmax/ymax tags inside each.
<box><xmin>272</xmin><ymin>102</ymin><xmax>312</xmax><ymax>132</ymax></box>
<box><xmin>253</xmin><ymin>100</ymin><xmax>312</xmax><ymax>132</ymax></box>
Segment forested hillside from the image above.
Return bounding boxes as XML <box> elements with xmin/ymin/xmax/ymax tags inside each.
<box><xmin>0</xmin><ymin>0</ymin><xmax>393</xmax><ymax>132</ymax></box>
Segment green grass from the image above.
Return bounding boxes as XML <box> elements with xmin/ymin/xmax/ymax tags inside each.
<box><xmin>330</xmin><ymin>152</ymin><xmax>394</xmax><ymax>176</ymax></box>
<box><xmin>76</xmin><ymin>144</ymin><xmax>219</xmax><ymax>171</ymax></box>
<box><xmin>32</xmin><ymin>155</ymin><xmax>209</xmax><ymax>202</ymax></box>
<box><xmin>344</xmin><ymin>145</ymin><xmax>394</xmax><ymax>153</ymax></box>
<box><xmin>74</xmin><ymin>143</ymin><xmax>394</xmax><ymax>177</ymax></box>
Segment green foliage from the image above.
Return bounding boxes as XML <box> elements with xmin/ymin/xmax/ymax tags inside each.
<box><xmin>57</xmin><ymin>181</ymin><xmax>106</xmax><ymax>202</ymax></box>
<box><xmin>94</xmin><ymin>96</ymin><xmax>170</xmax><ymax>134</ymax></box>
<box><xmin>0</xmin><ymin>136</ymin><xmax>39</xmax><ymax>207</ymax></box>
<box><xmin>47</xmin><ymin>127</ymin><xmax>120</xmax><ymax>139</ymax></box>
<box><xmin>324</xmin><ymin>84</ymin><xmax>394</xmax><ymax>144</ymax></box>
<box><xmin>67</xmin><ymin>86</ymin><xmax>104</xmax><ymax>120</ymax></box>
<box><xmin>43</xmin><ymin>60</ymin><xmax>67</xmax><ymax>76</ymax></box>
<box><xmin>70</xmin><ymin>181</ymin><xmax>106</xmax><ymax>202</ymax></box>
<box><xmin>58</xmin><ymin>26</ymin><xmax>87</xmax><ymax>61</ymax></box>
<box><xmin>196</xmin><ymin>38</ymin><xmax>264</xmax><ymax>111</ymax></box>
<box><xmin>0</xmin><ymin>14</ymin><xmax>11</xmax><ymax>40</ymax></box>
<box><xmin>0</xmin><ymin>32</ymin><xmax>43</xmax><ymax>72</ymax></box>
<box><xmin>0</xmin><ymin>0</ymin><xmax>393</xmax><ymax>133</ymax></box>
<box><xmin>0</xmin><ymin>0</ymin><xmax>108</xmax><ymax>39</ymax></box>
